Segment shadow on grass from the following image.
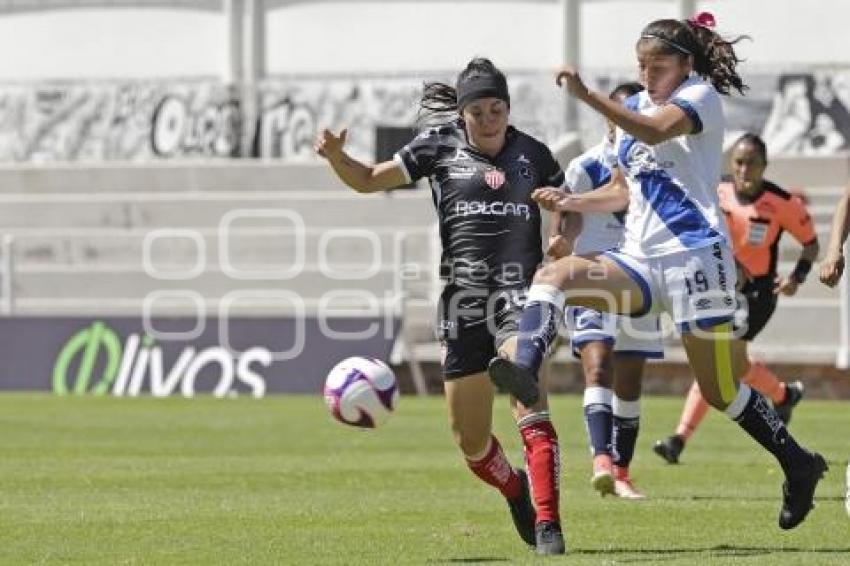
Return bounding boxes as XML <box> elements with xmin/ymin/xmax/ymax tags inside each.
<box><xmin>654</xmin><ymin>495</ymin><xmax>845</xmax><ymax>502</ymax></box>
<box><xmin>571</xmin><ymin>544</ymin><xmax>850</xmax><ymax>563</ymax></box>
<box><xmin>430</xmin><ymin>545</ymin><xmax>850</xmax><ymax>564</ymax></box>
<box><xmin>427</xmin><ymin>559</ymin><xmax>511</xmax><ymax>564</ymax></box>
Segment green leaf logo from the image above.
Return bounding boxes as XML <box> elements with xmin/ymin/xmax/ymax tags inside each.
<box><xmin>52</xmin><ymin>321</ymin><xmax>123</xmax><ymax>396</ymax></box>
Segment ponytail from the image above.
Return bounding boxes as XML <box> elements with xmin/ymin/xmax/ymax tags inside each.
<box><xmin>687</xmin><ymin>16</ymin><xmax>748</xmax><ymax>96</ymax></box>
<box><xmin>418</xmin><ymin>82</ymin><xmax>458</xmax><ymax>124</ymax></box>
<box><xmin>639</xmin><ymin>14</ymin><xmax>749</xmax><ymax>96</ymax></box>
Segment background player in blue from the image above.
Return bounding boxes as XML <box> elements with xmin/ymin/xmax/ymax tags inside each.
<box><xmin>551</xmin><ymin>82</ymin><xmax>663</xmax><ymax>499</ymax></box>
<box><xmin>488</xmin><ymin>13</ymin><xmax>827</xmax><ymax>533</ymax></box>
<box><xmin>315</xmin><ymin>58</ymin><xmax>567</xmax><ymax>555</ymax></box>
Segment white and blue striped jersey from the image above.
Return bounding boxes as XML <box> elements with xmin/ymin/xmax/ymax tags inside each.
<box><xmin>565</xmin><ymin>140</ymin><xmax>626</xmax><ymax>255</ymax></box>
<box><xmin>616</xmin><ymin>76</ymin><xmax>730</xmax><ymax>258</ymax></box>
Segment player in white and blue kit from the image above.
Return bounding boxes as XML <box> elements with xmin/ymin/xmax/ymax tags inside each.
<box><xmin>552</xmin><ymin>83</ymin><xmax>662</xmax><ymax>499</ymax></box>
<box><xmin>489</xmin><ymin>13</ymin><xmax>827</xmax><ymax>534</ymax></box>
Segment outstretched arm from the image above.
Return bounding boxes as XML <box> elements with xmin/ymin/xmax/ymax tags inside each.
<box><xmin>556</xmin><ymin>67</ymin><xmax>693</xmax><ymax>146</ymax></box>
<box><xmin>315</xmin><ymin>128</ymin><xmax>407</xmax><ymax>193</ymax></box>
<box><xmin>820</xmin><ymin>185</ymin><xmax>850</xmax><ymax>287</ymax></box>
<box><xmin>533</xmin><ymin>169</ymin><xmax>629</xmax><ymax>214</ymax></box>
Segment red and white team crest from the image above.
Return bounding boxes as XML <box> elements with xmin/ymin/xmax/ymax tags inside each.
<box><xmin>484</xmin><ymin>169</ymin><xmax>505</xmax><ymax>190</ymax></box>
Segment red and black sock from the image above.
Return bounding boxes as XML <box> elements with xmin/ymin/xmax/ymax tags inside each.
<box><xmin>465</xmin><ymin>435</ymin><xmax>522</xmax><ymax>500</ymax></box>
<box><xmin>519</xmin><ymin>413</ymin><xmax>560</xmax><ymax>524</ymax></box>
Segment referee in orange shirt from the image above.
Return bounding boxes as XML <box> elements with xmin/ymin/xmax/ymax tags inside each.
<box><xmin>654</xmin><ymin>133</ymin><xmax>819</xmax><ymax>464</ymax></box>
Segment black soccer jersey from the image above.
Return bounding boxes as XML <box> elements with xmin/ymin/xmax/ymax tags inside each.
<box><xmin>396</xmin><ymin>122</ymin><xmax>566</xmax><ymax>289</ymax></box>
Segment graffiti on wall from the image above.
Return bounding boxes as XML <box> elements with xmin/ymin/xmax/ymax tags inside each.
<box><xmin>0</xmin><ymin>70</ymin><xmax>849</xmax><ymax>162</ymax></box>
<box><xmin>150</xmin><ymin>88</ymin><xmax>240</xmax><ymax>158</ymax></box>
<box><xmin>253</xmin><ymin>74</ymin><xmax>566</xmax><ymax>161</ymax></box>
<box><xmin>254</xmin><ymin>78</ymin><xmax>422</xmax><ymax>161</ymax></box>
<box><xmin>761</xmin><ymin>71</ymin><xmax>850</xmax><ymax>155</ymax></box>
<box><xmin>0</xmin><ymin>81</ymin><xmax>240</xmax><ymax>161</ymax></box>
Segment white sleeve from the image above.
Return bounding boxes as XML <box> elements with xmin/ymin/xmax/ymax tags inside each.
<box><xmin>600</xmin><ymin>138</ymin><xmax>618</xmax><ymax>169</ymax></box>
<box><xmin>565</xmin><ymin>157</ymin><xmax>594</xmax><ymax>195</ymax></box>
<box><xmin>670</xmin><ymin>82</ymin><xmax>723</xmax><ymax>135</ymax></box>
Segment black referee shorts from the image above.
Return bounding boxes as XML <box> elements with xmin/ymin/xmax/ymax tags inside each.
<box><xmin>734</xmin><ymin>276</ymin><xmax>778</xmax><ymax>342</ymax></box>
<box><xmin>437</xmin><ymin>284</ymin><xmax>526</xmax><ymax>380</ymax></box>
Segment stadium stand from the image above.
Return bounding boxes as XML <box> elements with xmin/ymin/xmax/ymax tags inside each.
<box><xmin>0</xmin><ymin>155</ymin><xmax>845</xmax><ymax>381</ymax></box>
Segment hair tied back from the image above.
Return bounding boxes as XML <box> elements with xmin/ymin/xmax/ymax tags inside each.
<box><xmin>687</xmin><ymin>11</ymin><xmax>716</xmax><ymax>29</ymax></box>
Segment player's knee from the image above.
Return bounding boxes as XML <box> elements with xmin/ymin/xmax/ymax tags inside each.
<box><xmin>582</xmin><ymin>363</ymin><xmax>613</xmax><ymax>388</ymax></box>
<box><xmin>580</xmin><ymin>348</ymin><xmax>613</xmax><ymax>387</ymax></box>
<box><xmin>457</xmin><ymin>435</ymin><xmax>490</xmax><ymax>459</ymax></box>
<box><xmin>451</xmin><ymin>423</ymin><xmax>489</xmax><ymax>458</ymax></box>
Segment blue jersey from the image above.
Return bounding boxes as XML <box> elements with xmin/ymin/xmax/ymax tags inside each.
<box><xmin>616</xmin><ymin>77</ymin><xmax>730</xmax><ymax>258</ymax></box>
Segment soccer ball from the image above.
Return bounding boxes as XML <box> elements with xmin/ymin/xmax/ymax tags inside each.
<box><xmin>324</xmin><ymin>357</ymin><xmax>399</xmax><ymax>428</ymax></box>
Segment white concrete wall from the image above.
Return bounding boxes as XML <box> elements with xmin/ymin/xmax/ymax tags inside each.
<box><xmin>0</xmin><ymin>8</ymin><xmax>224</xmax><ymax>80</ymax></box>
<box><xmin>0</xmin><ymin>1</ymin><xmax>844</xmax><ymax>81</ymax></box>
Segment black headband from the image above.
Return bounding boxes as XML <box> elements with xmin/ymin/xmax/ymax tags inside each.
<box><xmin>641</xmin><ymin>33</ymin><xmax>693</xmax><ymax>56</ymax></box>
<box><xmin>456</xmin><ymin>75</ymin><xmax>510</xmax><ymax>111</ymax></box>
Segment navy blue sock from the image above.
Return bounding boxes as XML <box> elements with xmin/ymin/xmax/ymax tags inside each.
<box><xmin>734</xmin><ymin>388</ymin><xmax>811</xmax><ymax>477</ymax></box>
<box><xmin>612</xmin><ymin>416</ymin><xmax>640</xmax><ymax>468</ymax></box>
<box><xmin>515</xmin><ymin>300</ymin><xmax>560</xmax><ymax>377</ymax></box>
<box><xmin>584</xmin><ymin>403</ymin><xmax>613</xmax><ymax>456</ymax></box>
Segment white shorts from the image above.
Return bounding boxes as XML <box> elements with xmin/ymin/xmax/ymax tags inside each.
<box><xmin>565</xmin><ymin>306</ymin><xmax>664</xmax><ymax>359</ymax></box>
<box><xmin>604</xmin><ymin>241</ymin><xmax>737</xmax><ymax>332</ymax></box>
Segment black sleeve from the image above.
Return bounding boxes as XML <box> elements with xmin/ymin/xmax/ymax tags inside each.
<box><xmin>536</xmin><ymin>142</ymin><xmax>566</xmax><ymax>189</ymax></box>
<box><xmin>395</xmin><ymin>128</ymin><xmax>441</xmax><ymax>182</ymax></box>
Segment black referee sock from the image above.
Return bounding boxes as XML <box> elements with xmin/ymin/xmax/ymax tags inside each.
<box><xmin>733</xmin><ymin>387</ymin><xmax>812</xmax><ymax>477</ymax></box>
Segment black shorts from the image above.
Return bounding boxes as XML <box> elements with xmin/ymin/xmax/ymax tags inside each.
<box><xmin>734</xmin><ymin>276</ymin><xmax>778</xmax><ymax>342</ymax></box>
<box><xmin>437</xmin><ymin>284</ymin><xmax>526</xmax><ymax>380</ymax></box>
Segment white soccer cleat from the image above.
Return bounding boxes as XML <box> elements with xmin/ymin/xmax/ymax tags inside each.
<box><xmin>614</xmin><ymin>478</ymin><xmax>645</xmax><ymax>500</ymax></box>
<box><xmin>613</xmin><ymin>466</ymin><xmax>645</xmax><ymax>500</ymax></box>
<box><xmin>591</xmin><ymin>454</ymin><xmax>615</xmax><ymax>497</ymax></box>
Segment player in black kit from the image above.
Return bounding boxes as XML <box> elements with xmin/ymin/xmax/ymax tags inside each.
<box><xmin>315</xmin><ymin>58</ymin><xmax>567</xmax><ymax>555</ymax></box>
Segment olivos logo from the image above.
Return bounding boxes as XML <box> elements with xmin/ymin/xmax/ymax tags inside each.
<box><xmin>52</xmin><ymin>321</ymin><xmax>270</xmax><ymax>397</ymax></box>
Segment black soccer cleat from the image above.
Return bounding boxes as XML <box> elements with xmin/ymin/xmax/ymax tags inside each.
<box><xmin>779</xmin><ymin>452</ymin><xmax>828</xmax><ymax>530</ymax></box>
<box><xmin>535</xmin><ymin>520</ymin><xmax>566</xmax><ymax>555</ymax></box>
<box><xmin>652</xmin><ymin>435</ymin><xmax>685</xmax><ymax>465</ymax></box>
<box><xmin>487</xmin><ymin>357</ymin><xmax>539</xmax><ymax>408</ymax></box>
<box><xmin>506</xmin><ymin>469</ymin><xmax>536</xmax><ymax>547</ymax></box>
<box><xmin>774</xmin><ymin>380</ymin><xmax>805</xmax><ymax>425</ymax></box>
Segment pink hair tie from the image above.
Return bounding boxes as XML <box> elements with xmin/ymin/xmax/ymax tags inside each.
<box><xmin>687</xmin><ymin>11</ymin><xmax>716</xmax><ymax>29</ymax></box>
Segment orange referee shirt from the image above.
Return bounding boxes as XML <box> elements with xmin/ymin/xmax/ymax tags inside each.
<box><xmin>718</xmin><ymin>180</ymin><xmax>816</xmax><ymax>278</ymax></box>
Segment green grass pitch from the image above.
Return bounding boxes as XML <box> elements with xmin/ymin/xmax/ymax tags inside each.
<box><xmin>0</xmin><ymin>393</ymin><xmax>848</xmax><ymax>564</ymax></box>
